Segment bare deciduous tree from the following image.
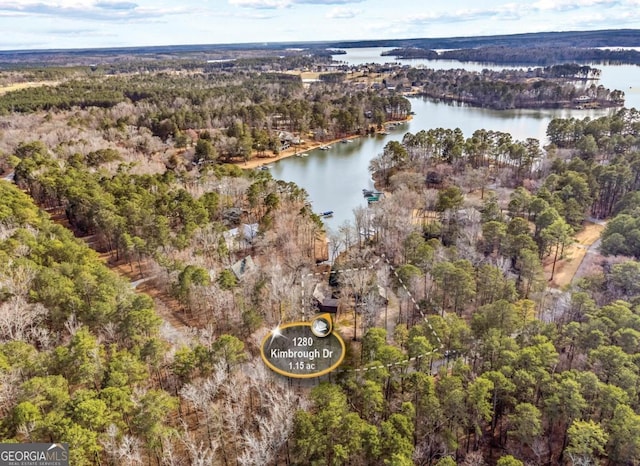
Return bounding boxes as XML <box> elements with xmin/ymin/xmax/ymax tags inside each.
<box><xmin>0</xmin><ymin>261</ymin><xmax>35</xmax><ymax>296</ymax></box>
<box><xmin>102</xmin><ymin>424</ymin><xmax>144</xmax><ymax>466</ymax></box>
<box><xmin>64</xmin><ymin>313</ymin><xmax>82</xmax><ymax>336</ymax></box>
<box><xmin>0</xmin><ymin>296</ymin><xmax>47</xmax><ymax>342</ymax></box>
<box><xmin>180</xmin><ymin>425</ymin><xmax>218</xmax><ymax>466</ymax></box>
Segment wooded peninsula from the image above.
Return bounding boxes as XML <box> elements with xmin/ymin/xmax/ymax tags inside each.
<box><xmin>390</xmin><ymin>64</ymin><xmax>624</xmax><ymax>110</ymax></box>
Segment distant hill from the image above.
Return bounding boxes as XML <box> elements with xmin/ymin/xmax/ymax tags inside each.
<box><xmin>326</xmin><ymin>29</ymin><xmax>640</xmax><ymax>50</ymax></box>
<box><xmin>1</xmin><ymin>29</ymin><xmax>639</xmax><ymax>67</ymax></box>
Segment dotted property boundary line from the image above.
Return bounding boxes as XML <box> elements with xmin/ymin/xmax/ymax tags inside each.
<box><xmin>300</xmin><ymin>255</ymin><xmax>444</xmax><ymax>374</ymax></box>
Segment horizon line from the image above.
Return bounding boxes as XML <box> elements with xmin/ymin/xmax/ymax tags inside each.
<box><xmin>1</xmin><ymin>27</ymin><xmax>639</xmax><ymax>55</ymax></box>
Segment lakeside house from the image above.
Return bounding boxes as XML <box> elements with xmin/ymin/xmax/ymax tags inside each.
<box><xmin>223</xmin><ymin>223</ymin><xmax>259</xmax><ymax>251</ymax></box>
<box><xmin>574</xmin><ymin>95</ymin><xmax>593</xmax><ymax>103</ymax></box>
<box><xmin>230</xmin><ymin>255</ymin><xmax>257</xmax><ymax>281</ymax></box>
<box><xmin>278</xmin><ymin>131</ymin><xmax>305</xmax><ymax>152</ymax></box>
<box><xmin>313</xmin><ymin>283</ymin><xmax>339</xmax><ymax>314</ymax></box>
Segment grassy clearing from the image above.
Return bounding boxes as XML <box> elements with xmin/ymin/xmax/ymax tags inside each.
<box><xmin>0</xmin><ymin>80</ymin><xmax>59</xmax><ymax>95</ymax></box>
<box><xmin>299</xmin><ymin>71</ymin><xmax>321</xmax><ymax>80</ymax></box>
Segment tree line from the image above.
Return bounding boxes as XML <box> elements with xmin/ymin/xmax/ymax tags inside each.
<box><xmin>388</xmin><ymin>66</ymin><xmax>624</xmax><ymax>110</ymax></box>
<box><xmin>544</xmin><ymin>108</ymin><xmax>640</xmax><ymax>258</ymax></box>
<box><xmin>385</xmin><ymin>45</ymin><xmax>640</xmax><ymax>66</ymax></box>
<box><xmin>0</xmin><ymin>68</ymin><xmax>411</xmax><ymax>161</ymax></box>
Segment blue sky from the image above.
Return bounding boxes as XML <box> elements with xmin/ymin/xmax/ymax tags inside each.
<box><xmin>1</xmin><ymin>0</ymin><xmax>640</xmax><ymax>50</ymax></box>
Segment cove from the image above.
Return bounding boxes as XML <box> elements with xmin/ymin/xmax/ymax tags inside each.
<box><xmin>269</xmin><ymin>48</ymin><xmax>640</xmax><ymax>235</ymax></box>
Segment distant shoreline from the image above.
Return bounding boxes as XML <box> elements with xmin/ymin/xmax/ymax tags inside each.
<box><xmin>413</xmin><ymin>92</ymin><xmax>624</xmax><ymax>111</ymax></box>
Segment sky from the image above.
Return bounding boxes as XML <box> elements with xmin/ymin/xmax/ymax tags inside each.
<box><xmin>1</xmin><ymin>0</ymin><xmax>640</xmax><ymax>51</ymax></box>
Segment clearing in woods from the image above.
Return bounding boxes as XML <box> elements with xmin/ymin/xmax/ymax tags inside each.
<box><xmin>0</xmin><ymin>81</ymin><xmax>59</xmax><ymax>95</ymax></box>
<box><xmin>544</xmin><ymin>221</ymin><xmax>605</xmax><ymax>289</ymax></box>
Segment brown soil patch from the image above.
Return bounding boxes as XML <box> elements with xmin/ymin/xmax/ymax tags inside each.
<box><xmin>411</xmin><ymin>209</ymin><xmax>439</xmax><ymax>227</ymax></box>
<box><xmin>107</xmin><ymin>255</ymin><xmax>148</xmax><ymax>279</ymax></box>
<box><xmin>314</xmin><ymin>232</ymin><xmax>329</xmax><ymax>263</ymax></box>
<box><xmin>544</xmin><ymin>246</ymin><xmax>586</xmax><ymax>289</ymax></box>
<box><xmin>544</xmin><ymin>221</ymin><xmax>604</xmax><ymax>289</ymax></box>
<box><xmin>574</xmin><ymin>222</ymin><xmax>605</xmax><ymax>245</ymax></box>
<box><xmin>464</xmin><ymin>189</ymin><xmax>498</xmax><ymax>206</ymax></box>
<box><xmin>377</xmin><ymin>290</ymin><xmax>401</xmax><ymax>337</ymax></box>
<box><xmin>336</xmin><ymin>311</ymin><xmax>355</xmax><ymax>341</ymax></box>
<box><xmin>104</xmin><ymin>256</ymin><xmax>192</xmax><ymax>331</ymax></box>
<box><xmin>135</xmin><ymin>280</ymin><xmax>193</xmax><ymax>330</ymax></box>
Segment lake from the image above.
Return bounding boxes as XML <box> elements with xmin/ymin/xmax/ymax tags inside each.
<box><xmin>269</xmin><ymin>48</ymin><xmax>640</xmax><ymax>236</ymax></box>
<box><xmin>333</xmin><ymin>47</ymin><xmax>640</xmax><ymax>110</ymax></box>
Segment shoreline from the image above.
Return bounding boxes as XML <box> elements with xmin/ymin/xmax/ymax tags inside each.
<box><xmin>413</xmin><ymin>92</ymin><xmax>624</xmax><ymax>111</ymax></box>
<box><xmin>238</xmin><ymin>118</ymin><xmax>412</xmax><ymax>170</ymax></box>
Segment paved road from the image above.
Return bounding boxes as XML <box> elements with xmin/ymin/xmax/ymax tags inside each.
<box><xmin>130</xmin><ymin>276</ymin><xmax>155</xmax><ymax>289</ymax></box>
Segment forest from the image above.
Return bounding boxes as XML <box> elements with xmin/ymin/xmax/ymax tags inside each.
<box><xmin>1</xmin><ymin>50</ymin><xmax>640</xmax><ymax>466</ymax></box>
<box><xmin>0</xmin><ymin>65</ymin><xmax>411</xmax><ymax>162</ymax></box>
<box><xmin>385</xmin><ymin>65</ymin><xmax>624</xmax><ymax>110</ymax></box>
<box><xmin>383</xmin><ymin>46</ymin><xmax>640</xmax><ymax>66</ymax></box>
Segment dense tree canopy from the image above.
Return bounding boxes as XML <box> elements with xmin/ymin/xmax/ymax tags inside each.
<box><xmin>3</xmin><ymin>49</ymin><xmax>640</xmax><ymax>466</ymax></box>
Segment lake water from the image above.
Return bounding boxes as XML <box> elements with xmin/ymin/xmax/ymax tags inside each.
<box><xmin>269</xmin><ymin>48</ymin><xmax>640</xmax><ymax>234</ymax></box>
<box><xmin>333</xmin><ymin>47</ymin><xmax>640</xmax><ymax>109</ymax></box>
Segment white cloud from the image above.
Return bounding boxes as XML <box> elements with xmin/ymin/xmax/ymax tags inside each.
<box><xmin>400</xmin><ymin>0</ymin><xmax>627</xmax><ymax>28</ymax></box>
<box><xmin>95</xmin><ymin>1</ymin><xmax>138</xmax><ymax>9</ymax></box>
<box><xmin>4</xmin><ymin>0</ymin><xmax>640</xmax><ymax>51</ymax></box>
<box><xmin>0</xmin><ymin>1</ymin><xmax>187</xmax><ymax>21</ymax></box>
<box><xmin>297</xmin><ymin>0</ymin><xmax>365</xmax><ymax>3</ymax></box>
<box><xmin>228</xmin><ymin>0</ymin><xmax>290</xmax><ymax>8</ymax></box>
<box><xmin>228</xmin><ymin>0</ymin><xmax>364</xmax><ymax>8</ymax></box>
<box><xmin>560</xmin><ymin>7</ymin><xmax>640</xmax><ymax>28</ymax></box>
<box><xmin>532</xmin><ymin>0</ymin><xmax>621</xmax><ymax>11</ymax></box>
<box><xmin>247</xmin><ymin>12</ymin><xmax>277</xmax><ymax>19</ymax></box>
<box><xmin>326</xmin><ymin>6</ymin><xmax>360</xmax><ymax>19</ymax></box>
<box><xmin>405</xmin><ymin>5</ymin><xmax>522</xmax><ymax>26</ymax></box>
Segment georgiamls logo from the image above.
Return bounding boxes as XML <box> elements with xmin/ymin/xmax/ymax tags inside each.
<box><xmin>47</xmin><ymin>444</ymin><xmax>66</xmax><ymax>452</ymax></box>
<box><xmin>0</xmin><ymin>443</ymin><xmax>69</xmax><ymax>465</ymax></box>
